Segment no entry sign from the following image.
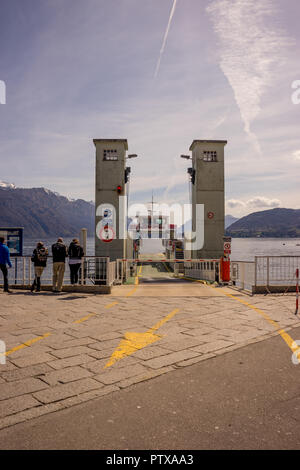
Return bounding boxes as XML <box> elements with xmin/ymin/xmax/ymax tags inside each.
<box><xmin>224</xmin><ymin>241</ymin><xmax>231</xmax><ymax>254</ymax></box>
<box><xmin>100</xmin><ymin>227</ymin><xmax>115</xmax><ymax>242</ymax></box>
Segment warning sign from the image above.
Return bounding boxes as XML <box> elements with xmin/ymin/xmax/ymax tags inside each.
<box><xmin>100</xmin><ymin>227</ymin><xmax>115</xmax><ymax>243</ymax></box>
<box><xmin>224</xmin><ymin>242</ymin><xmax>231</xmax><ymax>254</ymax></box>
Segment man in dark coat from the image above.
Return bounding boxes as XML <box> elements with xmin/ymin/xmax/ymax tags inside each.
<box><xmin>31</xmin><ymin>241</ymin><xmax>48</xmax><ymax>292</ymax></box>
<box><xmin>68</xmin><ymin>238</ymin><xmax>84</xmax><ymax>285</ymax></box>
<box><xmin>51</xmin><ymin>237</ymin><xmax>68</xmax><ymax>292</ymax></box>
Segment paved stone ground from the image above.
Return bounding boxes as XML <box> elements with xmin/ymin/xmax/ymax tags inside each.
<box><xmin>0</xmin><ymin>279</ymin><xmax>299</xmax><ymax>432</ymax></box>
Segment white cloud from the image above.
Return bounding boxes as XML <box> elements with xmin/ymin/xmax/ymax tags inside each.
<box><xmin>227</xmin><ymin>199</ymin><xmax>246</xmax><ymax>209</ymax></box>
<box><xmin>247</xmin><ymin>197</ymin><xmax>281</xmax><ymax>208</ymax></box>
<box><xmin>206</xmin><ymin>0</ymin><xmax>292</xmax><ymax>154</ymax></box>
<box><xmin>293</xmin><ymin>150</ymin><xmax>300</xmax><ymax>161</ymax></box>
<box><xmin>227</xmin><ymin>196</ymin><xmax>281</xmax><ymax>211</ymax></box>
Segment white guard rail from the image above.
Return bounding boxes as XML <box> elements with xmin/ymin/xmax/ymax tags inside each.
<box><xmin>115</xmin><ymin>259</ymin><xmax>221</xmax><ymax>283</ymax></box>
<box><xmin>231</xmin><ymin>256</ymin><xmax>300</xmax><ymax>293</ymax></box>
<box><xmin>2</xmin><ymin>256</ymin><xmax>116</xmax><ymax>287</ymax></box>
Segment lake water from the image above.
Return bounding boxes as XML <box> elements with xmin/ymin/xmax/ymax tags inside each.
<box><xmin>23</xmin><ymin>237</ymin><xmax>300</xmax><ymax>261</ymax></box>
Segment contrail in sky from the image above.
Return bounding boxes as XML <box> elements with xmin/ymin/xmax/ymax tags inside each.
<box><xmin>154</xmin><ymin>0</ymin><xmax>177</xmax><ymax>78</ymax></box>
<box><xmin>206</xmin><ymin>0</ymin><xmax>291</xmax><ymax>154</ymax></box>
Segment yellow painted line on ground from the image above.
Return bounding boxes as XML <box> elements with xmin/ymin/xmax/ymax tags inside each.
<box><xmin>105</xmin><ymin>301</ymin><xmax>119</xmax><ymax>309</ymax></box>
<box><xmin>73</xmin><ymin>313</ymin><xmax>96</xmax><ymax>324</ymax></box>
<box><xmin>163</xmin><ymin>262</ymin><xmax>174</xmax><ymax>274</ymax></box>
<box><xmin>127</xmin><ymin>265</ymin><xmax>142</xmax><ymax>294</ymax></box>
<box><xmin>126</xmin><ymin>286</ymin><xmax>139</xmax><ymax>297</ymax></box>
<box><xmin>134</xmin><ymin>265</ymin><xmax>142</xmax><ymax>285</ymax></box>
<box><xmin>105</xmin><ymin>308</ymin><xmax>180</xmax><ymax>368</ymax></box>
<box><xmin>3</xmin><ymin>272</ymin><xmax>139</xmax><ymax>359</ymax></box>
<box><xmin>219</xmin><ymin>288</ymin><xmax>299</xmax><ymax>354</ymax></box>
<box><xmin>147</xmin><ymin>308</ymin><xmax>180</xmax><ymax>334</ymax></box>
<box><xmin>73</xmin><ymin>301</ymin><xmax>119</xmax><ymax>323</ymax></box>
<box><xmin>182</xmin><ymin>276</ymin><xmax>208</xmax><ymax>285</ymax></box>
<box><xmin>1</xmin><ymin>333</ymin><xmax>52</xmax><ymax>358</ymax></box>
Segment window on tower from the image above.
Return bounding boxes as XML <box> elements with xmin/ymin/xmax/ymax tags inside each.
<box><xmin>203</xmin><ymin>151</ymin><xmax>217</xmax><ymax>162</ymax></box>
<box><xmin>103</xmin><ymin>149</ymin><xmax>118</xmax><ymax>161</ymax></box>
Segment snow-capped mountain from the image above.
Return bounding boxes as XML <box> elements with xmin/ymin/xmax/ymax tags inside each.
<box><xmin>0</xmin><ymin>185</ymin><xmax>94</xmax><ymax>237</ymax></box>
<box><xmin>0</xmin><ymin>181</ymin><xmax>16</xmax><ymax>189</ymax></box>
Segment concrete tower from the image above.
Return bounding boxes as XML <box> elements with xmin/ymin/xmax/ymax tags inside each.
<box><xmin>94</xmin><ymin>139</ymin><xmax>130</xmax><ymax>261</ymax></box>
<box><xmin>190</xmin><ymin>139</ymin><xmax>227</xmax><ymax>259</ymax></box>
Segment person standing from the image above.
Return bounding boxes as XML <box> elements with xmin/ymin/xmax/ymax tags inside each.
<box><xmin>30</xmin><ymin>242</ymin><xmax>48</xmax><ymax>292</ymax></box>
<box><xmin>0</xmin><ymin>237</ymin><xmax>12</xmax><ymax>293</ymax></box>
<box><xmin>68</xmin><ymin>238</ymin><xmax>84</xmax><ymax>285</ymax></box>
<box><xmin>52</xmin><ymin>237</ymin><xmax>68</xmax><ymax>293</ymax></box>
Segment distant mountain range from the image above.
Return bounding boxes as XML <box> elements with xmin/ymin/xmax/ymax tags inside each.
<box><xmin>177</xmin><ymin>215</ymin><xmax>239</xmax><ymax>235</ymax></box>
<box><xmin>225</xmin><ymin>214</ymin><xmax>239</xmax><ymax>228</ymax></box>
<box><xmin>226</xmin><ymin>208</ymin><xmax>300</xmax><ymax>237</ymax></box>
<box><xmin>0</xmin><ymin>183</ymin><xmax>94</xmax><ymax>238</ymax></box>
<box><xmin>1</xmin><ymin>183</ymin><xmax>299</xmax><ymax>239</ymax></box>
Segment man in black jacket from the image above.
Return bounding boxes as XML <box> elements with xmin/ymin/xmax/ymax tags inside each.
<box><xmin>68</xmin><ymin>238</ymin><xmax>84</xmax><ymax>285</ymax></box>
<box><xmin>52</xmin><ymin>237</ymin><xmax>68</xmax><ymax>292</ymax></box>
<box><xmin>30</xmin><ymin>241</ymin><xmax>48</xmax><ymax>292</ymax></box>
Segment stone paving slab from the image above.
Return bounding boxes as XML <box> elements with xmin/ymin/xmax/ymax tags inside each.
<box><xmin>50</xmin><ymin>346</ymin><xmax>94</xmax><ymax>359</ymax></box>
<box><xmin>191</xmin><ymin>339</ymin><xmax>235</xmax><ymax>354</ymax></box>
<box><xmin>0</xmin><ymin>395</ymin><xmax>40</xmax><ymax>419</ymax></box>
<box><xmin>144</xmin><ymin>350</ymin><xmax>200</xmax><ymax>369</ymax></box>
<box><xmin>38</xmin><ymin>366</ymin><xmax>93</xmax><ymax>386</ymax></box>
<box><xmin>1</xmin><ymin>364</ymin><xmax>54</xmax><ymax>382</ymax></box>
<box><xmin>0</xmin><ymin>377</ymin><xmax>47</xmax><ymax>401</ymax></box>
<box><xmin>47</xmin><ymin>354</ymin><xmax>94</xmax><ymax>370</ymax></box>
<box><xmin>95</xmin><ymin>363</ymin><xmax>150</xmax><ymax>385</ymax></box>
<box><xmin>0</xmin><ymin>286</ymin><xmax>299</xmax><ymax>431</ymax></box>
<box><xmin>10</xmin><ymin>352</ymin><xmax>56</xmax><ymax>368</ymax></box>
<box><xmin>33</xmin><ymin>378</ymin><xmax>102</xmax><ymax>404</ymax></box>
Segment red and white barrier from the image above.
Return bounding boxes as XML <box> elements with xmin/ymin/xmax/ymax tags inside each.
<box><xmin>120</xmin><ymin>259</ymin><xmax>220</xmax><ymax>263</ymax></box>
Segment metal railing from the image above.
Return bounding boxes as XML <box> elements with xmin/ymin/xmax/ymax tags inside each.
<box><xmin>231</xmin><ymin>261</ymin><xmax>256</xmax><ymax>291</ymax></box>
<box><xmin>231</xmin><ymin>256</ymin><xmax>300</xmax><ymax>293</ymax></box>
<box><xmin>255</xmin><ymin>256</ymin><xmax>300</xmax><ymax>287</ymax></box>
<box><xmin>114</xmin><ymin>258</ymin><xmax>221</xmax><ymax>283</ymax></box>
<box><xmin>184</xmin><ymin>260</ymin><xmax>220</xmax><ymax>282</ymax></box>
<box><xmin>2</xmin><ymin>256</ymin><xmax>116</xmax><ymax>287</ymax></box>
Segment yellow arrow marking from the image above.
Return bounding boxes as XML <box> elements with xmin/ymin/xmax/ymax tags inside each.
<box><xmin>104</xmin><ymin>308</ymin><xmax>180</xmax><ymax>368</ymax></box>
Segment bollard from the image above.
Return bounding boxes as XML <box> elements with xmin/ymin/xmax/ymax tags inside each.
<box><xmin>296</xmin><ymin>268</ymin><xmax>299</xmax><ymax>315</ymax></box>
<box><xmin>220</xmin><ymin>257</ymin><xmax>231</xmax><ymax>283</ymax></box>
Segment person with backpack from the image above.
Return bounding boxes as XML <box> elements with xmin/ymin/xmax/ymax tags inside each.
<box><xmin>0</xmin><ymin>236</ymin><xmax>12</xmax><ymax>293</ymax></box>
<box><xmin>68</xmin><ymin>238</ymin><xmax>84</xmax><ymax>285</ymax></box>
<box><xmin>30</xmin><ymin>241</ymin><xmax>48</xmax><ymax>292</ymax></box>
<box><xmin>51</xmin><ymin>237</ymin><xmax>68</xmax><ymax>293</ymax></box>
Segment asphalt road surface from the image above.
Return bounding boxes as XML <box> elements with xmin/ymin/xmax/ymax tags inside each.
<box><xmin>1</xmin><ymin>325</ymin><xmax>300</xmax><ymax>450</ymax></box>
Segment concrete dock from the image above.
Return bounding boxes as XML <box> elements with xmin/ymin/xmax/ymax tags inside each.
<box><xmin>0</xmin><ymin>272</ymin><xmax>299</xmax><ymax>448</ymax></box>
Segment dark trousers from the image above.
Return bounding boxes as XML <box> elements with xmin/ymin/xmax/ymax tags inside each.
<box><xmin>31</xmin><ymin>277</ymin><xmax>41</xmax><ymax>291</ymax></box>
<box><xmin>70</xmin><ymin>263</ymin><xmax>81</xmax><ymax>284</ymax></box>
<box><xmin>0</xmin><ymin>264</ymin><xmax>9</xmax><ymax>292</ymax></box>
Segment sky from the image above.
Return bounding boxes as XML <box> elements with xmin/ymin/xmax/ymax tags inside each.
<box><xmin>0</xmin><ymin>0</ymin><xmax>299</xmax><ymax>218</ymax></box>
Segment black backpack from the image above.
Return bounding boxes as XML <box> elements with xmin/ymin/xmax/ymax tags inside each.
<box><xmin>31</xmin><ymin>247</ymin><xmax>48</xmax><ymax>263</ymax></box>
<box><xmin>37</xmin><ymin>247</ymin><xmax>48</xmax><ymax>262</ymax></box>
